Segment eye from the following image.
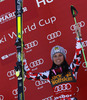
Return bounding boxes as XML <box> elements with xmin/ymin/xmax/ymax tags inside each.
<box><xmin>59</xmin><ymin>54</ymin><xmax>63</xmax><ymax>57</ymax></box>
<box><xmin>53</xmin><ymin>55</ymin><xmax>57</xmax><ymax>58</ymax></box>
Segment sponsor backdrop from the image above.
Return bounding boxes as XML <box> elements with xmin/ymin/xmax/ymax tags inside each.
<box><xmin>0</xmin><ymin>0</ymin><xmax>87</xmax><ymax>100</ymax></box>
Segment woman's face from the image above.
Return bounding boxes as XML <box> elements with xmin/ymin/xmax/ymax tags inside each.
<box><xmin>53</xmin><ymin>53</ymin><xmax>64</xmax><ymax>66</ymax></box>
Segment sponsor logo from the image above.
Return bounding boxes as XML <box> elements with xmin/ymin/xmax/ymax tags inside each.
<box><xmin>39</xmin><ymin>16</ymin><xmax>56</xmax><ymax>27</ymax></box>
<box><xmin>42</xmin><ymin>95</ymin><xmax>53</xmax><ymax>100</ymax></box>
<box><xmin>29</xmin><ymin>58</ymin><xmax>44</xmax><ymax>68</ymax></box>
<box><xmin>36</xmin><ymin>0</ymin><xmax>54</xmax><ymax>7</ymax></box>
<box><xmin>82</xmin><ymin>40</ymin><xmax>87</xmax><ymax>48</ymax></box>
<box><xmin>24</xmin><ymin>40</ymin><xmax>38</xmax><ymax>50</ymax></box>
<box><xmin>70</xmin><ymin>21</ymin><xmax>85</xmax><ymax>34</ymax></box>
<box><xmin>54</xmin><ymin>94</ymin><xmax>72</xmax><ymax>100</ymax></box>
<box><xmin>24</xmin><ymin>59</ymin><xmax>30</xmax><ymax>72</ymax></box>
<box><xmin>35</xmin><ymin>80</ymin><xmax>49</xmax><ymax>90</ymax></box>
<box><xmin>7</xmin><ymin>69</ymin><xmax>15</xmax><ymax>77</ymax></box>
<box><xmin>51</xmin><ymin>71</ymin><xmax>73</xmax><ymax>86</ymax></box>
<box><xmin>12</xmin><ymin>86</ymin><xmax>26</xmax><ymax>98</ymax></box>
<box><xmin>65</xmin><ymin>49</ymin><xmax>67</xmax><ymax>55</ymax></box>
<box><xmin>16</xmin><ymin>0</ymin><xmax>22</xmax><ymax>16</ymax></box>
<box><xmin>7</xmin><ymin>69</ymin><xmax>16</xmax><ymax>80</ymax></box>
<box><xmin>1</xmin><ymin>52</ymin><xmax>16</xmax><ymax>60</ymax></box>
<box><xmin>76</xmin><ymin>86</ymin><xmax>79</xmax><ymax>92</ymax></box>
<box><xmin>54</xmin><ymin>83</ymin><xmax>72</xmax><ymax>92</ymax></box>
<box><xmin>47</xmin><ymin>31</ymin><xmax>61</xmax><ymax>40</ymax></box>
<box><xmin>1</xmin><ymin>55</ymin><xmax>8</xmax><ymax>60</ymax></box>
<box><xmin>35</xmin><ymin>80</ymin><xmax>49</xmax><ymax>86</ymax></box>
<box><xmin>0</xmin><ymin>7</ymin><xmax>27</xmax><ymax>24</ymax></box>
<box><xmin>0</xmin><ymin>95</ymin><xmax>4</xmax><ymax>100</ymax></box>
<box><xmin>82</xmin><ymin>62</ymin><xmax>87</xmax><ymax>71</ymax></box>
<box><xmin>0</xmin><ymin>0</ymin><xmax>5</xmax><ymax>2</ymax></box>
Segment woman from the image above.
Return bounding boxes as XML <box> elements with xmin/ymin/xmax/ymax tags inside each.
<box><xmin>24</xmin><ymin>24</ymin><xmax>82</xmax><ymax>100</ymax></box>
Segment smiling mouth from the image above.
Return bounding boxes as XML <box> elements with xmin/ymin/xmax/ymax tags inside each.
<box><xmin>57</xmin><ymin>60</ymin><xmax>61</xmax><ymax>63</ymax></box>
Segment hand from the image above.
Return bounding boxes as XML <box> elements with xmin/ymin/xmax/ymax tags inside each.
<box><xmin>75</xmin><ymin>24</ymin><xmax>82</xmax><ymax>38</ymax></box>
<box><xmin>23</xmin><ymin>52</ymin><xmax>25</xmax><ymax>59</ymax></box>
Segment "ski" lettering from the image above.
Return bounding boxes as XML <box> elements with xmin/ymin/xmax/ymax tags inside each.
<box><xmin>0</xmin><ymin>35</ymin><xmax>7</xmax><ymax>44</ymax></box>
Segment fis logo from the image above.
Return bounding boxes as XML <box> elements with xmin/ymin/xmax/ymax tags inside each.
<box><xmin>0</xmin><ymin>95</ymin><xmax>4</xmax><ymax>100</ymax></box>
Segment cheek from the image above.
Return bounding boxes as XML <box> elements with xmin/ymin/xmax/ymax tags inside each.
<box><xmin>53</xmin><ymin>58</ymin><xmax>57</xmax><ymax>64</ymax></box>
<box><xmin>61</xmin><ymin>56</ymin><xmax>64</xmax><ymax>60</ymax></box>
<box><xmin>58</xmin><ymin>56</ymin><xmax>64</xmax><ymax>63</ymax></box>
<box><xmin>61</xmin><ymin>57</ymin><xmax>64</xmax><ymax>62</ymax></box>
<box><xmin>53</xmin><ymin>58</ymin><xmax>56</xmax><ymax>62</ymax></box>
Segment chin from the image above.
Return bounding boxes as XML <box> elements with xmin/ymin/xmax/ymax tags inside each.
<box><xmin>56</xmin><ymin>63</ymin><xmax>61</xmax><ymax>66</ymax></box>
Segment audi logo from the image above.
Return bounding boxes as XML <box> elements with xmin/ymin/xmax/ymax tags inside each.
<box><xmin>24</xmin><ymin>40</ymin><xmax>38</xmax><ymax>50</ymax></box>
<box><xmin>35</xmin><ymin>80</ymin><xmax>48</xmax><ymax>86</ymax></box>
<box><xmin>47</xmin><ymin>31</ymin><xmax>61</xmax><ymax>40</ymax></box>
<box><xmin>29</xmin><ymin>58</ymin><xmax>44</xmax><ymax>68</ymax></box>
<box><xmin>7</xmin><ymin>69</ymin><xmax>15</xmax><ymax>77</ymax></box>
<box><xmin>54</xmin><ymin>94</ymin><xmax>72</xmax><ymax>100</ymax></box>
<box><xmin>82</xmin><ymin>40</ymin><xmax>87</xmax><ymax>48</ymax></box>
<box><xmin>0</xmin><ymin>95</ymin><xmax>4</xmax><ymax>100</ymax></box>
<box><xmin>64</xmin><ymin>49</ymin><xmax>67</xmax><ymax>54</ymax></box>
<box><xmin>42</xmin><ymin>95</ymin><xmax>53</xmax><ymax>100</ymax></box>
<box><xmin>76</xmin><ymin>86</ymin><xmax>79</xmax><ymax>93</ymax></box>
<box><xmin>12</xmin><ymin>86</ymin><xmax>26</xmax><ymax>96</ymax></box>
<box><xmin>54</xmin><ymin>83</ymin><xmax>72</xmax><ymax>92</ymax></box>
<box><xmin>70</xmin><ymin>21</ymin><xmax>85</xmax><ymax>31</ymax></box>
<box><xmin>82</xmin><ymin>62</ymin><xmax>87</xmax><ymax>68</ymax></box>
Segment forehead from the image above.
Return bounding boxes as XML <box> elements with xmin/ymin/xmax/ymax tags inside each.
<box><xmin>53</xmin><ymin>52</ymin><xmax>63</xmax><ymax>56</ymax></box>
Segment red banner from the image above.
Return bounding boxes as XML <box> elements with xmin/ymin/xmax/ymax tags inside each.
<box><xmin>0</xmin><ymin>0</ymin><xmax>87</xmax><ymax>100</ymax></box>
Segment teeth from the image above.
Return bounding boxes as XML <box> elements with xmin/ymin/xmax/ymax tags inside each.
<box><xmin>57</xmin><ymin>60</ymin><xmax>60</xmax><ymax>62</ymax></box>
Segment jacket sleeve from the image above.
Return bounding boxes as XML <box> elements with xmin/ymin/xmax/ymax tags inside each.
<box><xmin>70</xmin><ymin>38</ymin><xmax>82</xmax><ymax>79</ymax></box>
<box><xmin>23</xmin><ymin>59</ymin><xmax>50</xmax><ymax>81</ymax></box>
